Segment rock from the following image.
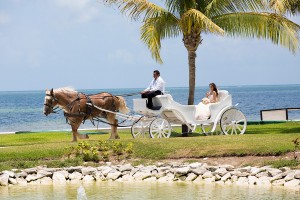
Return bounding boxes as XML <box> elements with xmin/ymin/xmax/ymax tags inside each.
<box><xmin>81</xmin><ymin>167</ymin><xmax>97</xmax><ymax>176</ymax></box>
<box><xmin>284</xmin><ymin>172</ymin><xmax>295</xmax><ymax>181</ymax></box>
<box><xmin>0</xmin><ymin>173</ymin><xmax>9</xmax><ymax>186</ymax></box>
<box><xmin>193</xmin><ymin>175</ymin><xmax>202</xmax><ymax>183</ymax></box>
<box><xmin>133</xmin><ymin>171</ymin><xmax>152</xmax><ymax>181</ymax></box>
<box><xmin>52</xmin><ymin>172</ymin><xmax>66</xmax><ymax>184</ymax></box>
<box><xmin>268</xmin><ymin>168</ymin><xmax>282</xmax><ymax>177</ymax></box>
<box><xmin>26</xmin><ymin>174</ymin><xmax>39</xmax><ymax>182</ymax></box>
<box><xmin>119</xmin><ymin>164</ymin><xmax>133</xmax><ymax>172</ymax></box>
<box><xmin>188</xmin><ymin>163</ymin><xmax>202</xmax><ymax>169</ymax></box>
<box><xmin>257</xmin><ymin>176</ymin><xmax>271</xmax><ymax>186</ymax></box>
<box><xmin>225</xmin><ymin>180</ymin><xmax>232</xmax><ymax>185</ymax></box>
<box><xmin>37</xmin><ymin>170</ymin><xmax>52</xmax><ymax>178</ymax></box>
<box><xmin>120</xmin><ymin>174</ymin><xmax>131</xmax><ymax>181</ymax></box>
<box><xmin>248</xmin><ymin>176</ymin><xmax>258</xmax><ymax>185</ymax></box>
<box><xmin>214</xmin><ymin>168</ymin><xmax>227</xmax><ymax>176</ymax></box>
<box><xmin>215</xmin><ymin>174</ymin><xmax>222</xmax><ymax>181</ymax></box>
<box><xmin>250</xmin><ymin>167</ymin><xmax>263</xmax><ymax>175</ymax></box>
<box><xmin>24</xmin><ymin>168</ymin><xmax>37</xmax><ymax>174</ymax></box>
<box><xmin>284</xmin><ymin>179</ymin><xmax>300</xmax><ymax>187</ymax></box>
<box><xmin>94</xmin><ymin>171</ymin><xmax>105</xmax><ymax>181</ymax></box>
<box><xmin>272</xmin><ymin>179</ymin><xmax>285</xmax><ymax>186</ymax></box>
<box><xmin>101</xmin><ymin>166</ymin><xmax>113</xmax><ymax>176</ymax></box>
<box><xmin>256</xmin><ymin>171</ymin><xmax>269</xmax><ymax>178</ymax></box>
<box><xmin>40</xmin><ymin>177</ymin><xmax>52</xmax><ymax>185</ymax></box>
<box><xmin>202</xmin><ymin>171</ymin><xmax>213</xmax><ymax>179</ymax></box>
<box><xmin>69</xmin><ymin>172</ymin><xmax>83</xmax><ymax>181</ymax></box>
<box><xmin>236</xmin><ymin>177</ymin><xmax>248</xmax><ymax>185</ymax></box>
<box><xmin>16</xmin><ymin>177</ymin><xmax>27</xmax><ymax>185</ymax></box>
<box><xmin>185</xmin><ymin>173</ymin><xmax>197</xmax><ymax>181</ymax></box>
<box><xmin>56</xmin><ymin>170</ymin><xmax>69</xmax><ymax>179</ymax></box>
<box><xmin>155</xmin><ymin>172</ymin><xmax>166</xmax><ymax>179</ymax></box>
<box><xmin>143</xmin><ymin>177</ymin><xmax>157</xmax><ymax>182</ymax></box>
<box><xmin>65</xmin><ymin>166</ymin><xmax>82</xmax><ymax>173</ymax></box>
<box><xmin>239</xmin><ymin>166</ymin><xmax>251</xmax><ymax>173</ymax></box>
<box><xmin>15</xmin><ymin>171</ymin><xmax>27</xmax><ymax>178</ymax></box>
<box><xmin>206</xmin><ymin>166</ymin><xmax>218</xmax><ymax>172</ymax></box>
<box><xmin>43</xmin><ymin>168</ymin><xmax>61</xmax><ymax>173</ymax></box>
<box><xmin>220</xmin><ymin>165</ymin><xmax>235</xmax><ymax>171</ymax></box>
<box><xmin>107</xmin><ymin>171</ymin><xmax>122</xmax><ymax>181</ymax></box>
<box><xmin>175</xmin><ymin>167</ymin><xmax>190</xmax><ymax>175</ymax></box>
<box><xmin>178</xmin><ymin>176</ymin><xmax>187</xmax><ymax>181</ymax></box>
<box><xmin>235</xmin><ymin>172</ymin><xmax>249</xmax><ymax>177</ymax></box>
<box><xmin>294</xmin><ymin>170</ymin><xmax>300</xmax><ymax>179</ymax></box>
<box><xmin>221</xmin><ymin>173</ymin><xmax>231</xmax><ymax>182</ymax></box>
<box><xmin>157</xmin><ymin>176</ymin><xmax>172</xmax><ymax>183</ymax></box>
<box><xmin>191</xmin><ymin>168</ymin><xmax>208</xmax><ymax>176</ymax></box>
<box><xmin>8</xmin><ymin>178</ymin><xmax>17</xmax><ymax>185</ymax></box>
<box><xmin>2</xmin><ymin>170</ymin><xmax>15</xmax><ymax>178</ymax></box>
<box><xmin>271</xmin><ymin>173</ymin><xmax>284</xmax><ymax>182</ymax></box>
<box><xmin>215</xmin><ymin>180</ymin><xmax>224</xmax><ymax>185</ymax></box>
<box><xmin>231</xmin><ymin>175</ymin><xmax>238</xmax><ymax>182</ymax></box>
<box><xmin>204</xmin><ymin>177</ymin><xmax>215</xmax><ymax>183</ymax></box>
<box><xmin>82</xmin><ymin>175</ymin><xmax>95</xmax><ymax>182</ymax></box>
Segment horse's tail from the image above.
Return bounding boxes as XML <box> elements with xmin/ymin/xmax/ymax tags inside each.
<box><xmin>116</xmin><ymin>96</ymin><xmax>130</xmax><ymax>114</ymax></box>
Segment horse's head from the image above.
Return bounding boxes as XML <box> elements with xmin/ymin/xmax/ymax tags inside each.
<box><xmin>43</xmin><ymin>88</ymin><xmax>58</xmax><ymax>116</ymax></box>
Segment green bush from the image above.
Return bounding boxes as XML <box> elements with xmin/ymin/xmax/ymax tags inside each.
<box><xmin>65</xmin><ymin>140</ymin><xmax>134</xmax><ymax>163</ymax></box>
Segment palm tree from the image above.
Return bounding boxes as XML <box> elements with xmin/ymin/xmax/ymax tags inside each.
<box><xmin>269</xmin><ymin>0</ymin><xmax>300</xmax><ymax>15</ymax></box>
<box><xmin>104</xmin><ymin>0</ymin><xmax>299</xmax><ymax>104</ymax></box>
<box><xmin>103</xmin><ymin>0</ymin><xmax>300</xmax><ymax>132</ymax></box>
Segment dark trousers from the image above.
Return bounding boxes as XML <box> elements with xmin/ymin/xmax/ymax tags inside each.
<box><xmin>141</xmin><ymin>90</ymin><xmax>162</xmax><ymax>108</ymax></box>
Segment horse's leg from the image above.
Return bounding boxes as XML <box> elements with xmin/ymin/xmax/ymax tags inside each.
<box><xmin>71</xmin><ymin>123</ymin><xmax>80</xmax><ymax>142</ymax></box>
<box><xmin>108</xmin><ymin>113</ymin><xmax>119</xmax><ymax>139</ymax></box>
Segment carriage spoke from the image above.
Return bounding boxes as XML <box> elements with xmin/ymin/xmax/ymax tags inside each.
<box><xmin>220</xmin><ymin>108</ymin><xmax>247</xmax><ymax>135</ymax></box>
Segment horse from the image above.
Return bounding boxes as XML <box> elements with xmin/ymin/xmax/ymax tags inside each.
<box><xmin>43</xmin><ymin>87</ymin><xmax>129</xmax><ymax>142</ymax></box>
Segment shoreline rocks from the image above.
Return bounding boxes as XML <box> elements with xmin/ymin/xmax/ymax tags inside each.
<box><xmin>0</xmin><ymin>163</ymin><xmax>299</xmax><ymax>189</ymax></box>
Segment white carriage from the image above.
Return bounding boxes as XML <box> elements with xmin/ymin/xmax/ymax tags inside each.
<box><xmin>131</xmin><ymin>90</ymin><xmax>247</xmax><ymax>138</ymax></box>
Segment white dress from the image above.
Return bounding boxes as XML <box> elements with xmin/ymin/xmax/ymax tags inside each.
<box><xmin>195</xmin><ymin>95</ymin><xmax>216</xmax><ymax>121</ymax></box>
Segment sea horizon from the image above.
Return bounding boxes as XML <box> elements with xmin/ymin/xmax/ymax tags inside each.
<box><xmin>0</xmin><ymin>83</ymin><xmax>299</xmax><ymax>93</ymax></box>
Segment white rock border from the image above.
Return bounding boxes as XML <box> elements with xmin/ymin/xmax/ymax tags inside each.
<box><xmin>0</xmin><ymin>163</ymin><xmax>299</xmax><ymax>189</ymax></box>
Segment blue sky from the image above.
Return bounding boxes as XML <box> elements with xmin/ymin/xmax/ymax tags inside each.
<box><xmin>0</xmin><ymin>0</ymin><xmax>299</xmax><ymax>91</ymax></box>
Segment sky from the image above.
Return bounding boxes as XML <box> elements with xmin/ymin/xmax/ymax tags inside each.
<box><xmin>0</xmin><ymin>0</ymin><xmax>299</xmax><ymax>91</ymax></box>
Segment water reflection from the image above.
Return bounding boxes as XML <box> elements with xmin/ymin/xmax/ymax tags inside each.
<box><xmin>0</xmin><ymin>182</ymin><xmax>299</xmax><ymax>200</ymax></box>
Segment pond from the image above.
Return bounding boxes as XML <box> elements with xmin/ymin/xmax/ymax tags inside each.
<box><xmin>0</xmin><ymin>182</ymin><xmax>299</xmax><ymax>200</ymax></box>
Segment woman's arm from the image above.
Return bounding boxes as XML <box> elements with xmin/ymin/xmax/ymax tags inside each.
<box><xmin>210</xmin><ymin>91</ymin><xmax>217</xmax><ymax>103</ymax></box>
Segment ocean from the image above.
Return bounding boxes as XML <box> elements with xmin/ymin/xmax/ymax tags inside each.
<box><xmin>0</xmin><ymin>85</ymin><xmax>299</xmax><ymax>133</ymax></box>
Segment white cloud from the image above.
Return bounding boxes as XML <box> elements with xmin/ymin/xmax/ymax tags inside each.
<box><xmin>108</xmin><ymin>49</ymin><xmax>134</xmax><ymax>64</ymax></box>
<box><xmin>54</xmin><ymin>0</ymin><xmax>100</xmax><ymax>23</ymax></box>
<box><xmin>0</xmin><ymin>12</ymin><xmax>11</xmax><ymax>24</ymax></box>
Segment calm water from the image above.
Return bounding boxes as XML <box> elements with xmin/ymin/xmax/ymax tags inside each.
<box><xmin>0</xmin><ymin>85</ymin><xmax>299</xmax><ymax>132</ymax></box>
<box><xmin>0</xmin><ymin>182</ymin><xmax>299</xmax><ymax>200</ymax></box>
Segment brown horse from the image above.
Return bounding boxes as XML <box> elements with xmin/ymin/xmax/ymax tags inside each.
<box><xmin>43</xmin><ymin>87</ymin><xmax>129</xmax><ymax>142</ymax></box>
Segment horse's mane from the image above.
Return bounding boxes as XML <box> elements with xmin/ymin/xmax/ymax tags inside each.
<box><xmin>54</xmin><ymin>87</ymin><xmax>77</xmax><ymax>94</ymax></box>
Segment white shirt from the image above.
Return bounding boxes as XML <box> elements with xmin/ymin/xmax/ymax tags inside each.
<box><xmin>145</xmin><ymin>76</ymin><xmax>165</xmax><ymax>92</ymax></box>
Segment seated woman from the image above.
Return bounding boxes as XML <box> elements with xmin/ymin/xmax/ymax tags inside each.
<box><xmin>195</xmin><ymin>83</ymin><xmax>219</xmax><ymax>120</ymax></box>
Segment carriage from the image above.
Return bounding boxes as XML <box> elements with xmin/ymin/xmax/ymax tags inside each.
<box><xmin>130</xmin><ymin>90</ymin><xmax>247</xmax><ymax>138</ymax></box>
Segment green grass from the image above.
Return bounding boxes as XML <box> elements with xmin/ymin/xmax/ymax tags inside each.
<box><xmin>0</xmin><ymin>122</ymin><xmax>299</xmax><ymax>171</ymax></box>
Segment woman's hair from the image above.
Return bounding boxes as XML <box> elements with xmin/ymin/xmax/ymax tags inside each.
<box><xmin>209</xmin><ymin>83</ymin><xmax>218</xmax><ymax>96</ymax></box>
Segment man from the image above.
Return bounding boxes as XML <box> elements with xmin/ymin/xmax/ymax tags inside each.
<box><xmin>141</xmin><ymin>70</ymin><xmax>165</xmax><ymax>109</ymax></box>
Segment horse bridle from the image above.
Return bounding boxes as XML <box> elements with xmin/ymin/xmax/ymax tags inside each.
<box><xmin>44</xmin><ymin>93</ymin><xmax>59</xmax><ymax>113</ymax></box>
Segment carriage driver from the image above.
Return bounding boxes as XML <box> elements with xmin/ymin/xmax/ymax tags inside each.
<box><xmin>141</xmin><ymin>70</ymin><xmax>165</xmax><ymax>109</ymax></box>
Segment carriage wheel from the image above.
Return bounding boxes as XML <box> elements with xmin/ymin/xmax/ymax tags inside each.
<box><xmin>220</xmin><ymin>108</ymin><xmax>247</xmax><ymax>135</ymax></box>
<box><xmin>131</xmin><ymin>119</ymin><xmax>151</xmax><ymax>138</ymax></box>
<box><xmin>201</xmin><ymin>124</ymin><xmax>222</xmax><ymax>136</ymax></box>
<box><xmin>149</xmin><ymin>118</ymin><xmax>171</xmax><ymax>138</ymax></box>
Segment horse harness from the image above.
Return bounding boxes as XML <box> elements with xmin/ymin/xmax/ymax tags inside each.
<box><xmin>62</xmin><ymin>92</ymin><xmax>118</xmax><ymax>126</ymax></box>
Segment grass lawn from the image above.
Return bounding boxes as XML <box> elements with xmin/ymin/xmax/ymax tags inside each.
<box><xmin>0</xmin><ymin>122</ymin><xmax>299</xmax><ymax>171</ymax></box>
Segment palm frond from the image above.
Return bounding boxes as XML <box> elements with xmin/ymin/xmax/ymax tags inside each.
<box><xmin>164</xmin><ymin>0</ymin><xmax>197</xmax><ymax>16</ymax></box>
<box><xmin>140</xmin><ymin>13</ymin><xmax>180</xmax><ymax>63</ymax></box>
<box><xmin>103</xmin><ymin>0</ymin><xmax>165</xmax><ymax>21</ymax></box>
<box><xmin>203</xmin><ymin>0</ymin><xmax>266</xmax><ymax>17</ymax></box>
<box><xmin>213</xmin><ymin>12</ymin><xmax>300</xmax><ymax>53</ymax></box>
<box><xmin>180</xmin><ymin>9</ymin><xmax>224</xmax><ymax>35</ymax></box>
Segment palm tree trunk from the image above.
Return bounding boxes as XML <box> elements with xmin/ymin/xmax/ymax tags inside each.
<box><xmin>182</xmin><ymin>31</ymin><xmax>201</xmax><ymax>134</ymax></box>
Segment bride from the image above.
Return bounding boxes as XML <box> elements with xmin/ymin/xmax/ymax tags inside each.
<box><xmin>195</xmin><ymin>83</ymin><xmax>219</xmax><ymax>120</ymax></box>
